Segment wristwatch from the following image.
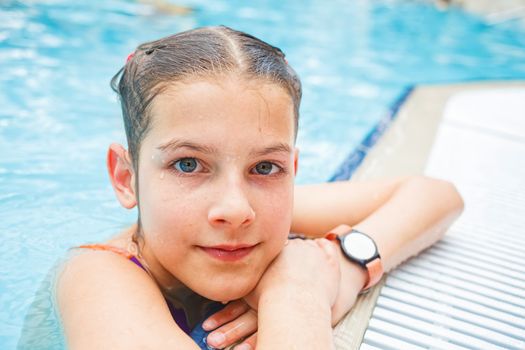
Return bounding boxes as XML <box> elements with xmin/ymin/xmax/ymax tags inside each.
<box><xmin>325</xmin><ymin>224</ymin><xmax>384</xmax><ymax>293</ymax></box>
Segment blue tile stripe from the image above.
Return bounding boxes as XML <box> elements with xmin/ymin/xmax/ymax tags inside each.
<box><xmin>329</xmin><ymin>86</ymin><xmax>415</xmax><ymax>182</ymax></box>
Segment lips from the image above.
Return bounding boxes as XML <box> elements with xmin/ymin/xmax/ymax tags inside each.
<box><xmin>199</xmin><ymin>243</ymin><xmax>257</xmax><ymax>262</ymax></box>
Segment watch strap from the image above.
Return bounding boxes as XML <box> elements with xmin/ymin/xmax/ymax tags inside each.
<box><xmin>363</xmin><ymin>257</ymin><xmax>383</xmax><ymax>291</ymax></box>
<box><xmin>325</xmin><ymin>224</ymin><xmax>384</xmax><ymax>293</ymax></box>
<box><xmin>324</xmin><ymin>223</ymin><xmax>352</xmax><ymax>240</ymax></box>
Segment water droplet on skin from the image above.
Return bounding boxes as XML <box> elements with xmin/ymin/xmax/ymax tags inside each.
<box><xmin>159</xmin><ymin>171</ymin><xmax>165</xmax><ymax>179</ymax></box>
<box><xmin>151</xmin><ymin>152</ymin><xmax>166</xmax><ymax>164</ymax></box>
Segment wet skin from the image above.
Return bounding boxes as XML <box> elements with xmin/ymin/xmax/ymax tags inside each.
<box><xmin>127</xmin><ymin>76</ymin><xmax>298</xmax><ymax>303</ymax></box>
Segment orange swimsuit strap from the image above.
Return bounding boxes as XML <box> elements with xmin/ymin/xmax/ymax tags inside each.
<box><xmin>76</xmin><ymin>244</ymin><xmax>133</xmax><ymax>260</ymax></box>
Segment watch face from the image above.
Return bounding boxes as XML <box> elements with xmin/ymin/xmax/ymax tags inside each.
<box><xmin>342</xmin><ymin>231</ymin><xmax>377</xmax><ymax>261</ymax></box>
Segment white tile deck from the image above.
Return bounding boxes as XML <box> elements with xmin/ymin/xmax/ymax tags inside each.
<box><xmin>361</xmin><ymin>88</ymin><xmax>525</xmax><ymax>349</ymax></box>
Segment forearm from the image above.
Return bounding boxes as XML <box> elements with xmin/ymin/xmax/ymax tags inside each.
<box><xmin>293</xmin><ymin>176</ymin><xmax>464</xmax><ymax>272</ymax></box>
<box><xmin>256</xmin><ymin>286</ymin><xmax>334</xmax><ymax>350</ymax></box>
<box><xmin>352</xmin><ymin>177</ymin><xmax>464</xmax><ymax>271</ymax></box>
<box><xmin>292</xmin><ymin>177</ymin><xmax>406</xmax><ymax>235</ymax></box>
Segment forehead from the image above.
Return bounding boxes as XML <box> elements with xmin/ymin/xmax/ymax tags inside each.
<box><xmin>144</xmin><ymin>77</ymin><xmax>295</xmax><ymax>148</ymax></box>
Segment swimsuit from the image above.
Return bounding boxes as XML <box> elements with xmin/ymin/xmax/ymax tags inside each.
<box><xmin>77</xmin><ymin>244</ymin><xmax>224</xmax><ymax>350</ymax></box>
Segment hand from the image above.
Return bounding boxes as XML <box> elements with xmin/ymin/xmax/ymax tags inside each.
<box><xmin>202</xmin><ymin>299</ymin><xmax>257</xmax><ymax>349</ymax></box>
<box><xmin>244</xmin><ymin>238</ymin><xmax>341</xmax><ymax>312</ymax></box>
<box><xmin>202</xmin><ymin>237</ymin><xmax>355</xmax><ymax>349</ymax></box>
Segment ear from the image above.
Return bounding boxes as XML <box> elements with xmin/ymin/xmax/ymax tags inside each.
<box><xmin>107</xmin><ymin>143</ymin><xmax>137</xmax><ymax>209</ymax></box>
<box><xmin>293</xmin><ymin>148</ymin><xmax>299</xmax><ymax>176</ymax></box>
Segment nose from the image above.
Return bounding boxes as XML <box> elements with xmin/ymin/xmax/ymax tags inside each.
<box><xmin>207</xmin><ymin>176</ymin><xmax>255</xmax><ymax>229</ymax></box>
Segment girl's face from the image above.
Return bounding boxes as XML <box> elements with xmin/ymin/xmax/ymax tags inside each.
<box><xmin>135</xmin><ymin>76</ymin><xmax>297</xmax><ymax>301</ymax></box>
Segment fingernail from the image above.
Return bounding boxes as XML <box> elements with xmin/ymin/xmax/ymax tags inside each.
<box><xmin>202</xmin><ymin>319</ymin><xmax>217</xmax><ymax>331</ymax></box>
<box><xmin>235</xmin><ymin>343</ymin><xmax>252</xmax><ymax>350</ymax></box>
<box><xmin>206</xmin><ymin>332</ymin><xmax>225</xmax><ymax>346</ymax></box>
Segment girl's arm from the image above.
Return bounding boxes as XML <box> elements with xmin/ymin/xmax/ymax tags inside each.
<box><xmin>293</xmin><ymin>175</ymin><xmax>464</xmax><ymax>324</ymax></box>
<box><xmin>202</xmin><ymin>176</ymin><xmax>464</xmax><ymax>347</ymax></box>
<box><xmin>292</xmin><ymin>175</ymin><xmax>464</xmax><ymax>272</ymax></box>
<box><xmin>245</xmin><ymin>238</ymin><xmax>341</xmax><ymax>350</ymax></box>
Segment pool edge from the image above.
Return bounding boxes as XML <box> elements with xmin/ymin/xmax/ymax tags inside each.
<box><xmin>331</xmin><ymin>79</ymin><xmax>525</xmax><ymax>350</ymax></box>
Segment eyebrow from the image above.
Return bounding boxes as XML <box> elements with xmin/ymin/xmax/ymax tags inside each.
<box><xmin>157</xmin><ymin>139</ymin><xmax>218</xmax><ymax>154</ymax></box>
<box><xmin>157</xmin><ymin>139</ymin><xmax>292</xmax><ymax>157</ymax></box>
<box><xmin>249</xmin><ymin>142</ymin><xmax>292</xmax><ymax>157</ymax></box>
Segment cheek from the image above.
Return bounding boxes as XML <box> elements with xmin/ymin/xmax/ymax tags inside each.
<box><xmin>138</xmin><ymin>177</ymin><xmax>206</xmax><ymax>235</ymax></box>
<box><xmin>259</xmin><ymin>181</ymin><xmax>294</xmax><ymax>227</ymax></box>
<box><xmin>252</xmin><ymin>182</ymin><xmax>293</xmax><ymax>262</ymax></box>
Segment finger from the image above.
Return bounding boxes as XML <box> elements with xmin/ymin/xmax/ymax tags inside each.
<box><xmin>234</xmin><ymin>332</ymin><xmax>257</xmax><ymax>350</ymax></box>
<box><xmin>206</xmin><ymin>309</ymin><xmax>257</xmax><ymax>349</ymax></box>
<box><xmin>202</xmin><ymin>300</ymin><xmax>249</xmax><ymax>331</ymax></box>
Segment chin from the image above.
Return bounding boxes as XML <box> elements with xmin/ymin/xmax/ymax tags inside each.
<box><xmin>194</xmin><ymin>275</ymin><xmax>259</xmax><ymax>302</ymax></box>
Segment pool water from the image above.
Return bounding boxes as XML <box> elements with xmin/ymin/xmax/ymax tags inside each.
<box><xmin>1</xmin><ymin>0</ymin><xmax>525</xmax><ymax>348</ymax></box>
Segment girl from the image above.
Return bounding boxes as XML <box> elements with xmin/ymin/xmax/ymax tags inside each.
<box><xmin>57</xmin><ymin>26</ymin><xmax>464</xmax><ymax>350</ymax></box>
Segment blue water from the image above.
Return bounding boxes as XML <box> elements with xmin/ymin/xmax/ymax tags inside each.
<box><xmin>1</xmin><ymin>0</ymin><xmax>525</xmax><ymax>348</ymax></box>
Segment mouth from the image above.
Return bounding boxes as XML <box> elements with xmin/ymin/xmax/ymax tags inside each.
<box><xmin>198</xmin><ymin>243</ymin><xmax>258</xmax><ymax>262</ymax></box>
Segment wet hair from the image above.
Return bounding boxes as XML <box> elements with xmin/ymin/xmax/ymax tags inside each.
<box><xmin>110</xmin><ymin>25</ymin><xmax>302</xmax><ymax>169</ymax></box>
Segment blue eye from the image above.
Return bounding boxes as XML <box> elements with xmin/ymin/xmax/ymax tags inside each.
<box><xmin>254</xmin><ymin>161</ymin><xmax>280</xmax><ymax>175</ymax></box>
<box><xmin>174</xmin><ymin>158</ymin><xmax>199</xmax><ymax>173</ymax></box>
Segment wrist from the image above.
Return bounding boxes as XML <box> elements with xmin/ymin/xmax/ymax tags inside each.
<box><xmin>325</xmin><ymin>224</ymin><xmax>384</xmax><ymax>293</ymax></box>
<box><xmin>328</xmin><ymin>239</ymin><xmax>368</xmax><ymax>326</ymax></box>
<box><xmin>257</xmin><ymin>285</ymin><xmax>334</xmax><ymax>350</ymax></box>
<box><xmin>259</xmin><ymin>283</ymin><xmax>332</xmax><ymax>310</ymax></box>
<box><xmin>331</xmin><ymin>239</ymin><xmax>367</xmax><ymax>294</ymax></box>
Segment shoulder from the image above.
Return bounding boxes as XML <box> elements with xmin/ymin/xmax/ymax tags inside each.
<box><xmin>56</xmin><ymin>249</ymin><xmax>198</xmax><ymax>350</ymax></box>
<box><xmin>57</xmin><ymin>248</ymin><xmax>153</xmax><ymax>300</ymax></box>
